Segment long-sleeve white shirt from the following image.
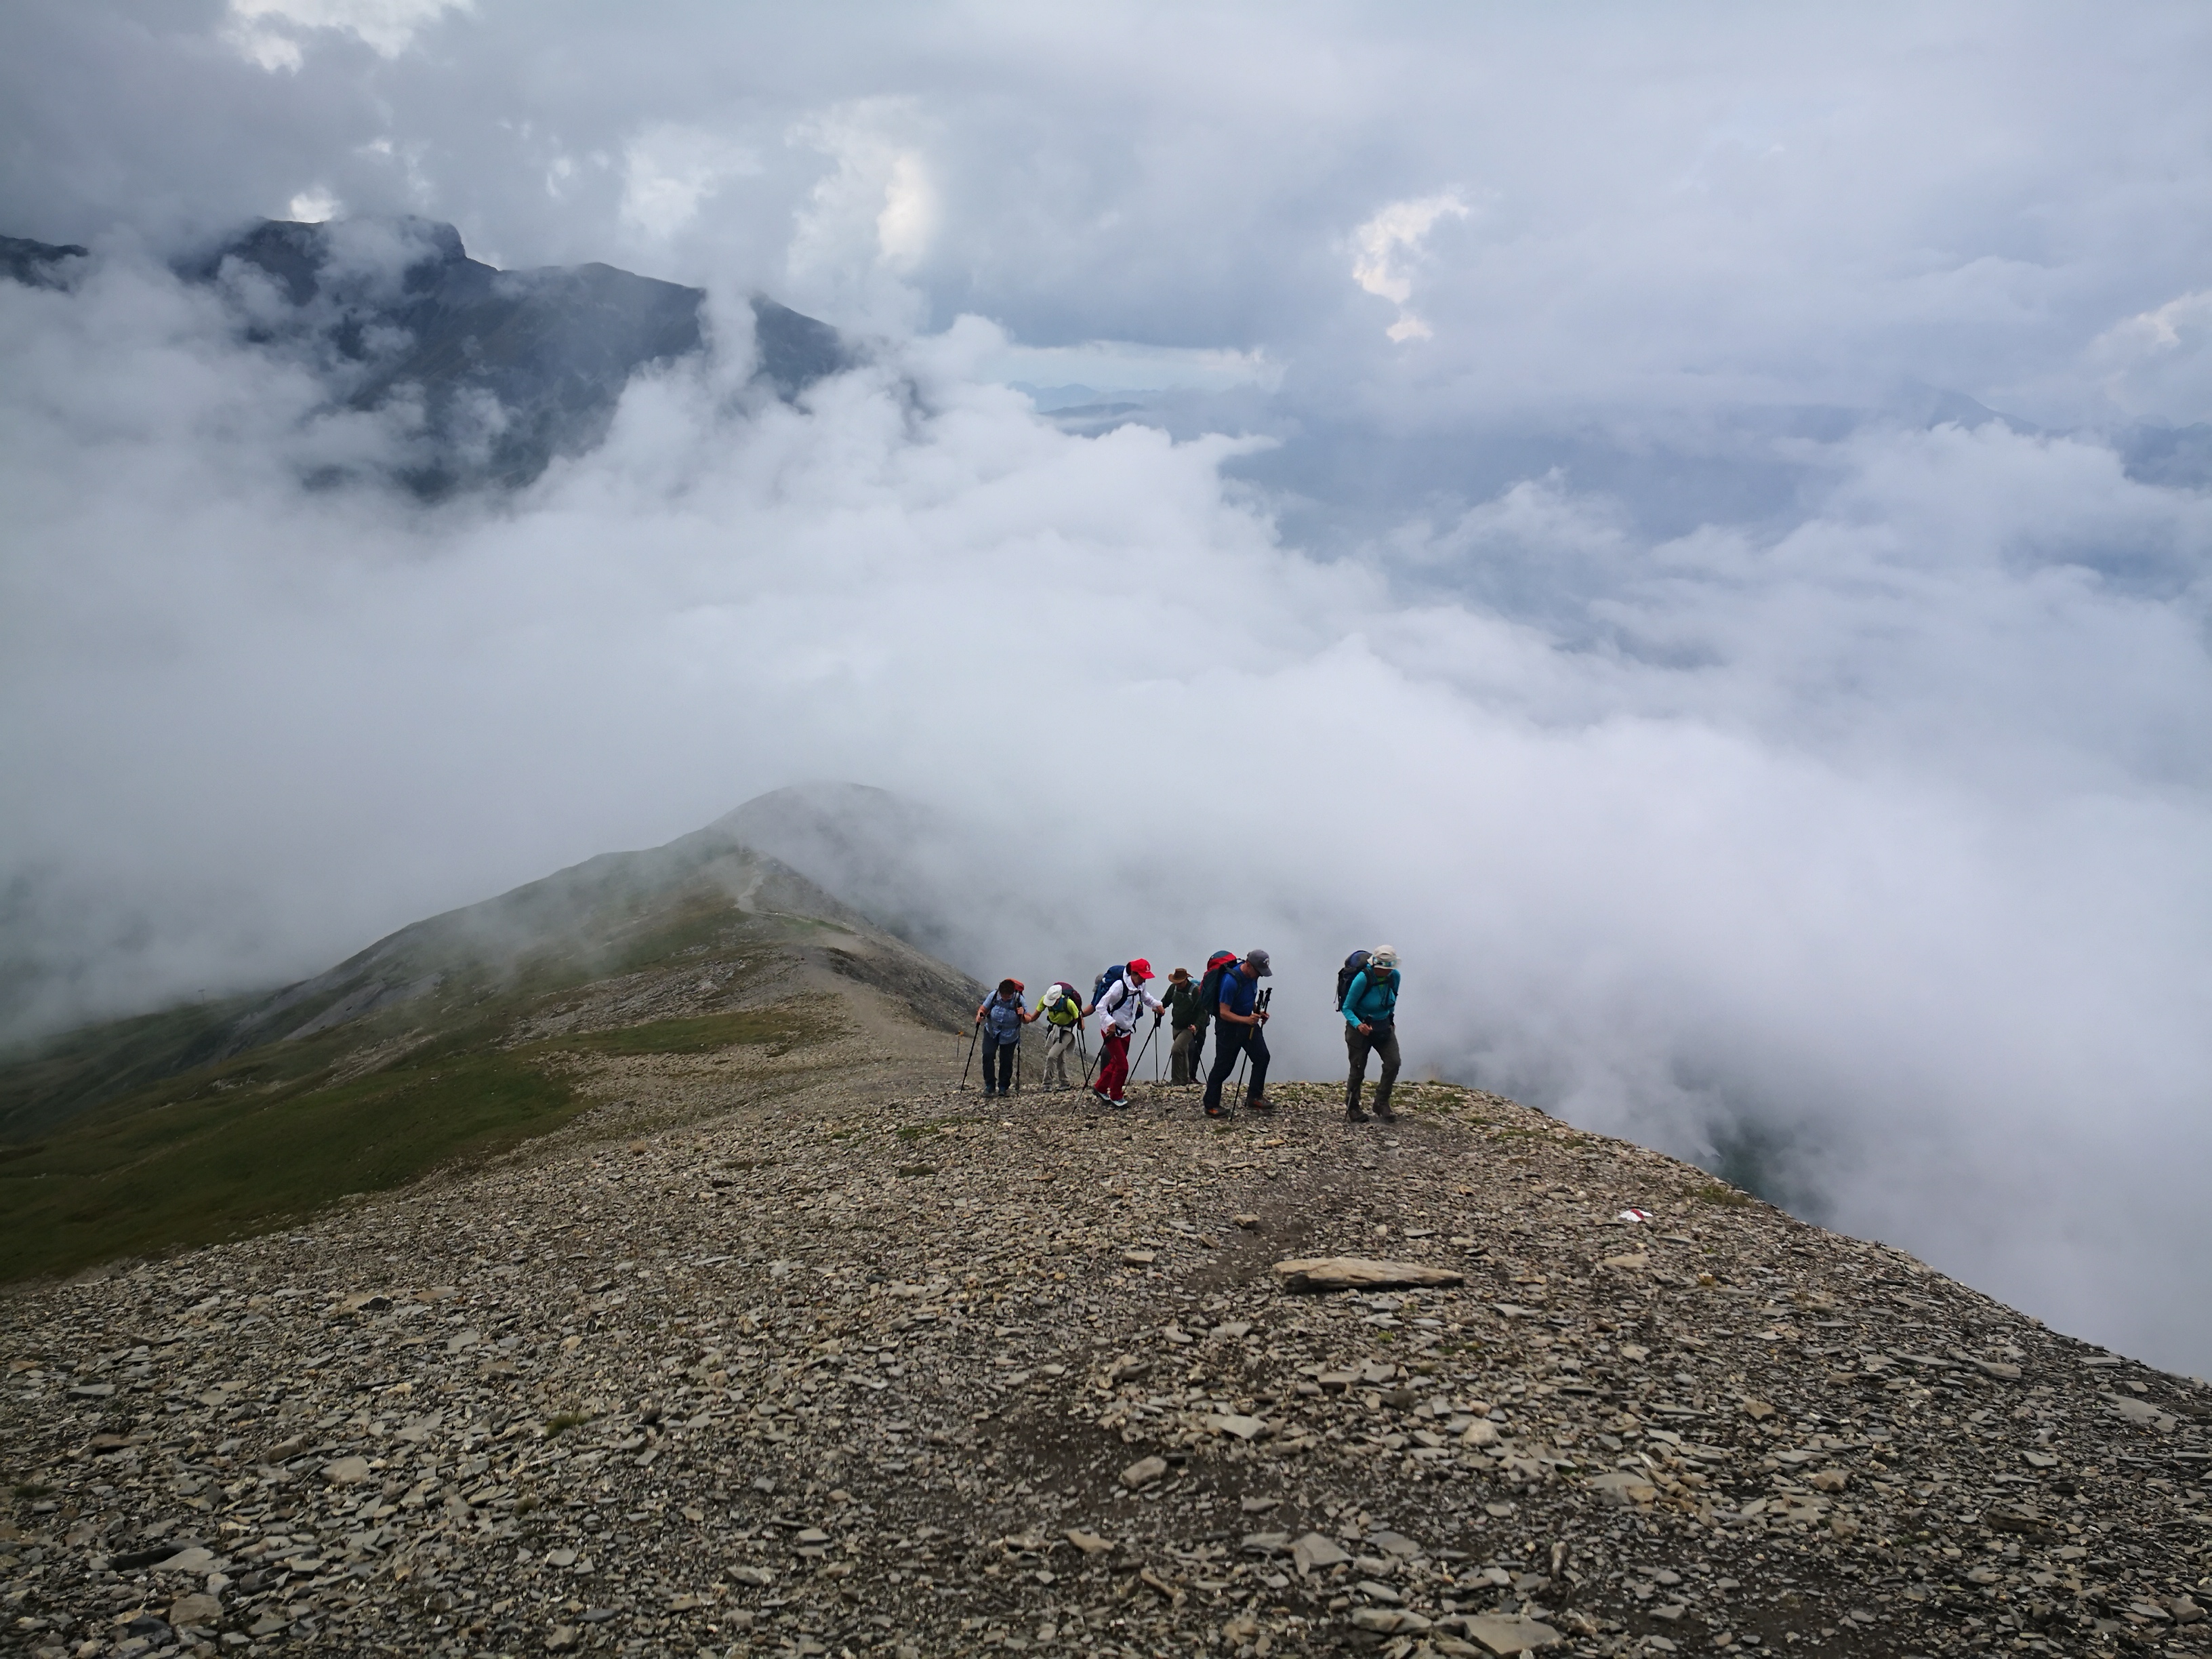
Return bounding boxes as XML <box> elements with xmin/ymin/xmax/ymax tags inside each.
<box><xmin>1097</xmin><ymin>977</ymin><xmax>1164</xmax><ymax>1037</ymax></box>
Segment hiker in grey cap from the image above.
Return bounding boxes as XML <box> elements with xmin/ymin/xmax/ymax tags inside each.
<box><xmin>1342</xmin><ymin>945</ymin><xmax>1402</xmax><ymax>1123</ymax></box>
<box><xmin>1202</xmin><ymin>949</ymin><xmax>1273</xmax><ymax>1117</ymax></box>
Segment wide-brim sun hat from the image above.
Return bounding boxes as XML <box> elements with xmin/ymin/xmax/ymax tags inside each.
<box><xmin>1370</xmin><ymin>946</ymin><xmax>1398</xmax><ymax>970</ymax></box>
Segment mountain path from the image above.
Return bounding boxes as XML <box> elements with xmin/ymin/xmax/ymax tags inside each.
<box><xmin>5</xmin><ymin>1024</ymin><xmax>2210</xmax><ymax>1658</ymax></box>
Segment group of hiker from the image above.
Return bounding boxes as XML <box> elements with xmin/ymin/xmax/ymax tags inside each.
<box><xmin>970</xmin><ymin>945</ymin><xmax>1403</xmax><ymax>1123</ymax></box>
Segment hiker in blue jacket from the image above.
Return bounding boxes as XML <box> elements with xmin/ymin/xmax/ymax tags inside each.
<box><xmin>1202</xmin><ymin>949</ymin><xmax>1274</xmax><ymax>1118</ymax></box>
<box><xmin>1342</xmin><ymin>945</ymin><xmax>1401</xmax><ymax>1123</ymax></box>
<box><xmin>974</xmin><ymin>979</ymin><xmax>1035</xmax><ymax>1098</ymax></box>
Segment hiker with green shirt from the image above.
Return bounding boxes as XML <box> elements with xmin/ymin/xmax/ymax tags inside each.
<box><xmin>1162</xmin><ymin>967</ymin><xmax>1208</xmax><ymax>1085</ymax></box>
<box><xmin>1341</xmin><ymin>945</ymin><xmax>1402</xmax><ymax>1123</ymax></box>
<box><xmin>1036</xmin><ymin>980</ymin><xmax>1086</xmax><ymax>1090</ymax></box>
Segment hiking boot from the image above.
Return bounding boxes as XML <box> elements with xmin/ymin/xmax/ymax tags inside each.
<box><xmin>1204</xmin><ymin>1105</ymin><xmax>1227</xmax><ymax>1119</ymax></box>
<box><xmin>1246</xmin><ymin>1095</ymin><xmax>1275</xmax><ymax>1113</ymax></box>
<box><xmin>1110</xmin><ymin>1097</ymin><xmax>1131</xmax><ymax>1109</ymax></box>
<box><xmin>1346</xmin><ymin>1107</ymin><xmax>1371</xmax><ymax>1123</ymax></box>
<box><xmin>1374</xmin><ymin>1103</ymin><xmax>1397</xmax><ymax>1122</ymax></box>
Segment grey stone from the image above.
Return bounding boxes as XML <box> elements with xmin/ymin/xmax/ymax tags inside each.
<box><xmin>1120</xmin><ymin>1455</ymin><xmax>1168</xmax><ymax>1489</ymax></box>
<box><xmin>1271</xmin><ymin>1256</ymin><xmax>1466</xmax><ymax>1292</ymax></box>
<box><xmin>1291</xmin><ymin>1532</ymin><xmax>1351</xmax><ymax>1574</ymax></box>
<box><xmin>1462</xmin><ymin>1613</ymin><xmax>1564</xmax><ymax>1653</ymax></box>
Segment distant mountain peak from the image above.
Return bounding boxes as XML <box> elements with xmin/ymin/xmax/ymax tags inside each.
<box><xmin>0</xmin><ymin>233</ymin><xmax>89</xmax><ymax>290</ymax></box>
<box><xmin>1</xmin><ymin>215</ymin><xmax>854</xmax><ymax>495</ymax></box>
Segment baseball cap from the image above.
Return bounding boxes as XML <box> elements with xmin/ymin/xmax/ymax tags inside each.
<box><xmin>1243</xmin><ymin>949</ymin><xmax>1272</xmax><ymax>977</ymax></box>
<box><xmin>1126</xmin><ymin>958</ymin><xmax>1154</xmax><ymax>980</ymax></box>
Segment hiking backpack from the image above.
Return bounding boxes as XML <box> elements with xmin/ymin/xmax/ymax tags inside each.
<box><xmin>1336</xmin><ymin>949</ymin><xmax>1372</xmax><ymax>1013</ymax></box>
<box><xmin>1091</xmin><ymin>964</ymin><xmax>1126</xmax><ymax>1010</ymax></box>
<box><xmin>1197</xmin><ymin>949</ymin><xmax>1237</xmax><ymax>1020</ymax></box>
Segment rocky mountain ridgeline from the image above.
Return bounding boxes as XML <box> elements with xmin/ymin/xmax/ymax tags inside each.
<box><xmin>4</xmin><ymin>1059</ymin><xmax>2209</xmax><ymax>1658</ymax></box>
<box><xmin>0</xmin><ymin>809</ymin><xmax>982</xmax><ymax>1284</ymax></box>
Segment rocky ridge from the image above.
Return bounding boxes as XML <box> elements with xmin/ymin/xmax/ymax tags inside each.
<box><xmin>5</xmin><ymin>1047</ymin><xmax>2211</xmax><ymax>1659</ymax></box>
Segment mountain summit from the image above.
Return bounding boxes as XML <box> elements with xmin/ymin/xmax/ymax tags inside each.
<box><xmin>0</xmin><ymin>799</ymin><xmax>978</xmax><ymax>1280</ymax></box>
<box><xmin>1</xmin><ymin>217</ymin><xmax>851</xmax><ymax>494</ymax></box>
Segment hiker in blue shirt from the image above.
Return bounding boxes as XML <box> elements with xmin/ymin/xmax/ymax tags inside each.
<box><xmin>1201</xmin><ymin>949</ymin><xmax>1273</xmax><ymax>1118</ymax></box>
<box><xmin>974</xmin><ymin>979</ymin><xmax>1035</xmax><ymax>1098</ymax></box>
<box><xmin>1342</xmin><ymin>945</ymin><xmax>1401</xmax><ymax>1123</ymax></box>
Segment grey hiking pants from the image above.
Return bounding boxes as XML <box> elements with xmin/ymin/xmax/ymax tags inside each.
<box><xmin>1170</xmin><ymin>1024</ymin><xmax>1204</xmax><ymax>1084</ymax></box>
<box><xmin>1042</xmin><ymin>1023</ymin><xmax>1078</xmax><ymax>1086</ymax></box>
<box><xmin>1345</xmin><ymin>1023</ymin><xmax>1401</xmax><ymax>1113</ymax></box>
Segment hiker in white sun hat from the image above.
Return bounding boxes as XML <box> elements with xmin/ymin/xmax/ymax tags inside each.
<box><xmin>1340</xmin><ymin>944</ymin><xmax>1402</xmax><ymax>1123</ymax></box>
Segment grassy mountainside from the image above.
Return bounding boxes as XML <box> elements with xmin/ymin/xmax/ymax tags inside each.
<box><xmin>0</xmin><ymin>820</ymin><xmax>981</xmax><ymax>1282</ymax></box>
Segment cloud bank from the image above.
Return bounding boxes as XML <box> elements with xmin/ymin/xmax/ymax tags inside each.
<box><xmin>1</xmin><ymin>1</ymin><xmax>2209</xmax><ymax>1373</ymax></box>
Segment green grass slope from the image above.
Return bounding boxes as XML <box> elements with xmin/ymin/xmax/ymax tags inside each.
<box><xmin>0</xmin><ymin>819</ymin><xmax>979</xmax><ymax>1282</ymax></box>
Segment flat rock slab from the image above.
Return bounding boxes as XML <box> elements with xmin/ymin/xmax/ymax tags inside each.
<box><xmin>1462</xmin><ymin>1612</ymin><xmax>1564</xmax><ymax>1652</ymax></box>
<box><xmin>168</xmin><ymin>1592</ymin><xmax>222</xmax><ymax>1629</ymax></box>
<box><xmin>1204</xmin><ymin>1412</ymin><xmax>1267</xmax><ymax>1439</ymax></box>
<box><xmin>1291</xmin><ymin>1532</ymin><xmax>1351</xmax><ymax>1573</ymax></box>
<box><xmin>1119</xmin><ymin>1455</ymin><xmax>1168</xmax><ymax>1489</ymax></box>
<box><xmin>1585</xmin><ymin>1470</ymin><xmax>1658</xmax><ymax>1506</ymax></box>
<box><xmin>1271</xmin><ymin>1256</ymin><xmax>1466</xmax><ymax>1292</ymax></box>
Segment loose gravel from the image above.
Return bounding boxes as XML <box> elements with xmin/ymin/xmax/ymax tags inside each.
<box><xmin>6</xmin><ymin>1038</ymin><xmax>2210</xmax><ymax>1658</ymax></box>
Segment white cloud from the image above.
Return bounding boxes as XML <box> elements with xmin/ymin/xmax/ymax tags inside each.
<box><xmin>876</xmin><ymin>151</ymin><xmax>937</xmax><ymax>272</ymax></box>
<box><xmin>785</xmin><ymin>102</ymin><xmax>939</xmax><ymax>329</ymax></box>
<box><xmin>1351</xmin><ymin>191</ymin><xmax>1470</xmax><ymax>342</ymax></box>
<box><xmin>2091</xmin><ymin>288</ymin><xmax>2212</xmax><ymax>423</ymax></box>
<box><xmin>285</xmin><ymin>186</ymin><xmax>340</xmax><ymax>222</ymax></box>
<box><xmin>617</xmin><ymin>125</ymin><xmax>761</xmax><ymax>241</ymax></box>
<box><xmin>965</xmin><ymin>331</ymin><xmax>1283</xmax><ymax>396</ymax></box>
<box><xmin>226</xmin><ymin>0</ymin><xmax>471</xmax><ymax>71</ymax></box>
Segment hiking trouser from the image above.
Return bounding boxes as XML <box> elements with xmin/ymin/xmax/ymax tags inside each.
<box><xmin>1095</xmin><ymin>1029</ymin><xmax>1132</xmax><ymax>1099</ymax></box>
<box><xmin>1203</xmin><ymin>1024</ymin><xmax>1269</xmax><ymax>1111</ymax></box>
<box><xmin>1042</xmin><ymin>1024</ymin><xmax>1078</xmax><ymax>1086</ymax></box>
<box><xmin>1170</xmin><ymin>1024</ymin><xmax>1202</xmax><ymax>1084</ymax></box>
<box><xmin>982</xmin><ymin>1036</ymin><xmax>1017</xmax><ymax>1093</ymax></box>
<box><xmin>1345</xmin><ymin>1023</ymin><xmax>1401</xmax><ymax>1113</ymax></box>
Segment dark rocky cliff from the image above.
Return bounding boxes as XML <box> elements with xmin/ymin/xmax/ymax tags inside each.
<box><xmin>1</xmin><ymin>218</ymin><xmax>851</xmax><ymax>493</ymax></box>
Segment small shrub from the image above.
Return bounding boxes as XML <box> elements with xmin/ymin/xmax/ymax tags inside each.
<box><xmin>1689</xmin><ymin>1183</ymin><xmax>1752</xmax><ymax>1208</ymax></box>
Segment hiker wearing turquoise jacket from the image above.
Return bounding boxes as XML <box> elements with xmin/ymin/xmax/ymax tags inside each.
<box><xmin>1341</xmin><ymin>945</ymin><xmax>1402</xmax><ymax>1123</ymax></box>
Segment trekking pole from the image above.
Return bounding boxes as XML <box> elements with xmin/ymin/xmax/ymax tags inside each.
<box><xmin>1132</xmin><ymin>1014</ymin><xmax>1161</xmax><ymax>1092</ymax></box>
<box><xmin>1231</xmin><ymin>988</ymin><xmax>1271</xmax><ymax>1097</ymax></box>
<box><xmin>960</xmin><ymin>1017</ymin><xmax>981</xmax><ymax>1092</ymax></box>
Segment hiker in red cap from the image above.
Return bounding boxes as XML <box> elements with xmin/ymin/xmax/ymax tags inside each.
<box><xmin>1092</xmin><ymin>958</ymin><xmax>1164</xmax><ymax>1109</ymax></box>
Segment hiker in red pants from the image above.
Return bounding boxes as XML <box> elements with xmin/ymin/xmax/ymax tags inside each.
<box><xmin>1092</xmin><ymin>958</ymin><xmax>1164</xmax><ymax>1108</ymax></box>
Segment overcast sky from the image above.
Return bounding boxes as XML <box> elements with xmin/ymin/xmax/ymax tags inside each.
<box><xmin>3</xmin><ymin>0</ymin><xmax>2210</xmax><ymax>1372</ymax></box>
